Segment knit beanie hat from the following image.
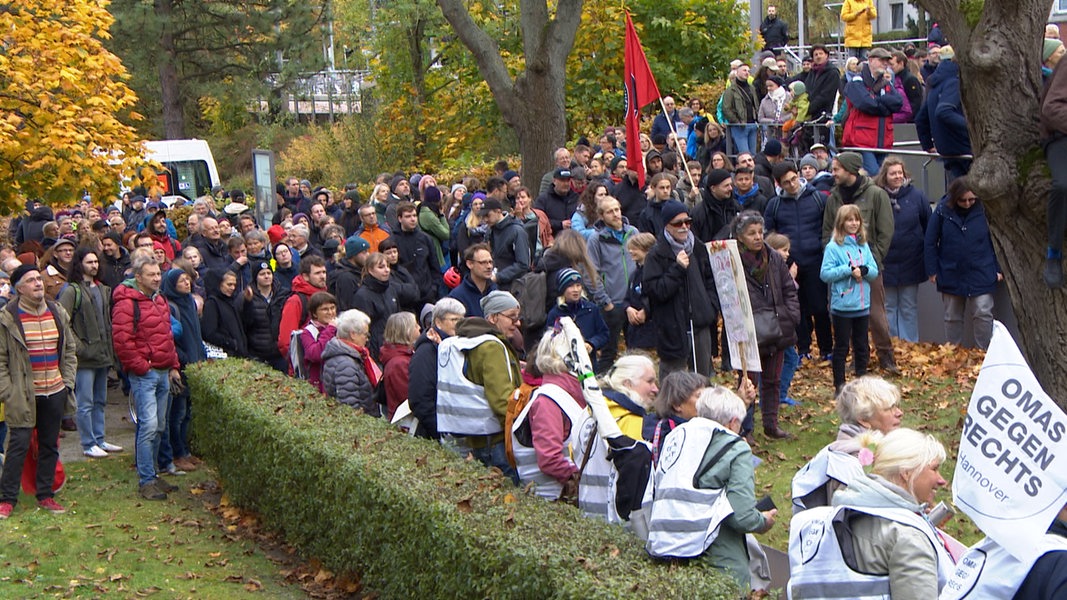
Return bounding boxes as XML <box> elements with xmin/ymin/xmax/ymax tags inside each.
<box><xmin>10</xmin><ymin>264</ymin><xmax>39</xmax><ymax>287</ymax></box>
<box><xmin>800</xmin><ymin>154</ymin><xmax>821</xmax><ymax>171</ymax></box>
<box><xmin>835</xmin><ymin>152</ymin><xmax>864</xmax><ymax>175</ymax></box>
<box><xmin>344</xmin><ymin>235</ymin><xmax>370</xmax><ymax>259</ymax></box>
<box><xmin>422</xmin><ymin>185</ymin><xmax>442</xmax><ymax>209</ymax></box>
<box><xmin>557</xmin><ymin>268</ymin><xmax>583</xmax><ymax>294</ymax></box>
<box><xmin>250</xmin><ymin>261</ymin><xmax>273</xmax><ymax>282</ymax></box>
<box><xmin>789</xmin><ymin>80</ymin><xmax>806</xmax><ymax>96</ymax></box>
<box><xmin>660</xmin><ymin>200</ymin><xmax>689</xmax><ymax>226</ymax></box>
<box><xmin>706</xmin><ymin>168</ymin><xmax>732</xmax><ymax>187</ymax></box>
<box><xmin>480</xmin><ymin>291</ymin><xmax>519</xmax><ymax>316</ymax></box>
<box><xmin>1044</xmin><ymin>38</ymin><xmax>1065</xmax><ymax>62</ymax></box>
<box><xmin>267</xmin><ymin>224</ymin><xmax>286</xmax><ymax>246</ymax></box>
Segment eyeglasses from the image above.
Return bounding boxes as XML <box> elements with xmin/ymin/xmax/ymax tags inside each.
<box><xmin>668</xmin><ymin>218</ymin><xmax>693</xmax><ymax>228</ymax></box>
<box><xmin>473</xmin><ymin>259</ymin><xmax>494</xmax><ymax>266</ymax></box>
<box><xmin>958</xmin><ymin>195</ymin><xmax>978</xmax><ymax>204</ymax></box>
<box><xmin>500</xmin><ymin>313</ymin><xmax>522</xmax><ymax>323</ymax></box>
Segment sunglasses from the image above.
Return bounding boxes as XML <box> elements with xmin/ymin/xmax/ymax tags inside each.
<box><xmin>669</xmin><ymin>218</ymin><xmax>693</xmax><ymax>227</ymax></box>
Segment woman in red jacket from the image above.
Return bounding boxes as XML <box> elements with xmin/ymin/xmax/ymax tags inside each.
<box><xmin>379</xmin><ymin>312</ymin><xmax>420</xmax><ymax>420</ymax></box>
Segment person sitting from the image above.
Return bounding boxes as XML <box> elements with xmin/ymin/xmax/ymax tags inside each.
<box><xmin>646</xmin><ymin>386</ymin><xmax>776</xmax><ymax>596</ymax></box>
<box><xmin>600</xmin><ymin>354</ymin><xmax>658</xmax><ymax>441</ymax></box>
<box><xmin>789</xmin><ymin>428</ymin><xmax>955</xmax><ymax>600</ymax></box>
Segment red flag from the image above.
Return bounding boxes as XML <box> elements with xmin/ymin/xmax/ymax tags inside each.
<box><xmin>624</xmin><ymin>12</ymin><xmax>661</xmax><ymax>188</ymax></box>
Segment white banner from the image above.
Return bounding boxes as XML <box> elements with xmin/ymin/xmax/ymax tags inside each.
<box><xmin>706</xmin><ymin>240</ymin><xmax>761</xmax><ymax>373</ymax></box>
<box><xmin>953</xmin><ymin>321</ymin><xmax>1067</xmax><ymax>562</ymax></box>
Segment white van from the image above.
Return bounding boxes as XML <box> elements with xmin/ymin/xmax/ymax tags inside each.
<box><xmin>143</xmin><ymin>139</ymin><xmax>221</xmax><ymax>202</ymax></box>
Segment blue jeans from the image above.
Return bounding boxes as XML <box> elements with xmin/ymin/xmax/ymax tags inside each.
<box><xmin>168</xmin><ymin>374</ymin><xmax>191</xmax><ymax>460</ymax></box>
<box><xmin>75</xmin><ymin>367</ymin><xmax>109</xmax><ymax>451</ymax></box>
<box><xmin>470</xmin><ymin>440</ymin><xmax>519</xmax><ymax>485</ymax></box>
<box><xmin>860</xmin><ymin>151</ymin><xmax>883</xmax><ymax>177</ymax></box>
<box><xmin>779</xmin><ymin>346</ymin><xmax>799</xmax><ymax>402</ymax></box>
<box><xmin>729</xmin><ymin>124</ymin><xmax>758</xmax><ymax>155</ymax></box>
<box><xmin>130</xmin><ymin>369</ymin><xmax>171</xmax><ymax>486</ymax></box>
<box><xmin>885</xmin><ymin>285</ymin><xmax>919</xmax><ymax>342</ymax></box>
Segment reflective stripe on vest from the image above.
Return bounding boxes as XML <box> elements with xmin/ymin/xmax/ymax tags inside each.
<box><xmin>435</xmin><ymin>334</ymin><xmax>514</xmax><ymax>436</ymax></box>
<box><xmin>510</xmin><ymin>383</ymin><xmax>588</xmax><ymax>500</ymax></box>
<box><xmin>791</xmin><ymin>446</ymin><xmax>866</xmax><ymax>511</ymax></box>
<box><xmin>940</xmin><ymin>534</ymin><xmax>1067</xmax><ymax>600</ymax></box>
<box><xmin>645</xmin><ymin>418</ymin><xmax>736</xmax><ymax>559</ymax></box>
<box><xmin>575</xmin><ymin>416</ymin><xmax>617</xmax><ymax>521</ymax></box>
<box><xmin>788</xmin><ymin>504</ymin><xmax>953</xmax><ymax>599</ymax></box>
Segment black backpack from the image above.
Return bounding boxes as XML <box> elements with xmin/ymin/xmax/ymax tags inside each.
<box><xmin>267</xmin><ymin>289</ymin><xmax>309</xmax><ymax>344</ymax></box>
<box><xmin>510</xmin><ymin>271</ymin><xmax>547</xmax><ymax>332</ymax></box>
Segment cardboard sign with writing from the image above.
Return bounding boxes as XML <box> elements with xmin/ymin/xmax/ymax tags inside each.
<box><xmin>954</xmin><ymin>321</ymin><xmax>1067</xmax><ymax>562</ymax></box>
<box><xmin>706</xmin><ymin>240</ymin><xmax>761</xmax><ymax>373</ymax></box>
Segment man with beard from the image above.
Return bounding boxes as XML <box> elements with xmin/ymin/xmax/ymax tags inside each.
<box><xmin>759</xmin><ymin>6</ymin><xmax>789</xmax><ymax>53</ymax></box>
<box><xmin>841</xmin><ymin>47</ymin><xmax>903</xmax><ymax>177</ymax></box>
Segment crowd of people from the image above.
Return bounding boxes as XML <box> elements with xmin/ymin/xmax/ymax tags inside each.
<box><xmin>0</xmin><ymin>18</ymin><xmax>1063</xmax><ymax>598</ymax></box>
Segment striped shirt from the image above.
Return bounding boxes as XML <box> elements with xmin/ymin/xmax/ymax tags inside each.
<box><xmin>18</xmin><ymin>307</ymin><xmax>65</xmax><ymax>396</ymax></box>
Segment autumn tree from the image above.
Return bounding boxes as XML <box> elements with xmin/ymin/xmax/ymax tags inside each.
<box><xmin>911</xmin><ymin>0</ymin><xmax>1067</xmax><ymax>402</ymax></box>
<box><xmin>0</xmin><ymin>0</ymin><xmax>145</xmax><ymax>212</ymax></box>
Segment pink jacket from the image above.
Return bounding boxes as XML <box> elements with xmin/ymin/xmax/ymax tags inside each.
<box><xmin>528</xmin><ymin>373</ymin><xmax>587</xmax><ymax>484</ymax></box>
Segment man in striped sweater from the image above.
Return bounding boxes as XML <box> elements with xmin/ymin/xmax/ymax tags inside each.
<box><xmin>0</xmin><ymin>264</ymin><xmax>78</xmax><ymax>519</ymax></box>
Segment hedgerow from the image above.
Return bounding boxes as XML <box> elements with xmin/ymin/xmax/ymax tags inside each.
<box><xmin>188</xmin><ymin>359</ymin><xmax>737</xmax><ymax>598</ymax></box>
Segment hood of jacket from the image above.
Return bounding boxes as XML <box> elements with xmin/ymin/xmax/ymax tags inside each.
<box><xmin>321</xmin><ymin>336</ymin><xmax>361</xmax><ymax>362</ymax></box>
<box><xmin>925</xmin><ymin>59</ymin><xmax>958</xmax><ymax>91</ymax></box>
<box><xmin>832</xmin><ymin>472</ymin><xmax>924</xmax><ymax>512</ymax></box>
<box><xmin>29</xmin><ymin>206</ymin><xmax>55</xmax><ymax>222</ymax></box>
<box><xmin>379</xmin><ymin>342</ymin><xmax>413</xmax><ymax>365</ymax></box>
<box><xmin>456</xmin><ymin>317</ymin><xmax>501</xmax><ymax>338</ymax></box>
<box><xmin>290</xmin><ymin>274</ymin><xmax>324</xmax><ymax>297</ymax></box>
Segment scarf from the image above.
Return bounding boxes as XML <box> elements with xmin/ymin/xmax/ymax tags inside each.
<box><xmin>839</xmin><ymin>176</ymin><xmax>865</xmax><ymax>204</ymax></box>
<box><xmin>740</xmin><ymin>245</ymin><xmax>770</xmax><ymax>282</ymax></box>
<box><xmin>664</xmin><ymin>228</ymin><xmax>695</xmax><ymax>256</ymax></box>
<box><xmin>345</xmin><ymin>338</ymin><xmax>382</xmax><ymax>387</ymax></box>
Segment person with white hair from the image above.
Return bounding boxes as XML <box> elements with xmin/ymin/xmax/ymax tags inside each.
<box><xmin>510</xmin><ymin>329</ymin><xmax>591</xmax><ymax>500</ymax></box>
<box><xmin>320</xmin><ymin>309</ymin><xmax>379</xmax><ymax>415</ymax></box>
<box><xmin>792</xmin><ymin>375</ymin><xmax>903</xmax><ymax>511</ymax></box>
<box><xmin>408</xmin><ymin>298</ymin><xmax>466</xmax><ymax>440</ymax></box>
<box><xmin>646</xmin><ymin>386</ymin><xmax>776</xmax><ymax>594</ymax></box>
<box><xmin>789</xmin><ymin>428</ymin><xmax>954</xmax><ymax>600</ymax></box>
<box><xmin>601</xmin><ymin>354</ymin><xmax>658</xmax><ymax>441</ymax></box>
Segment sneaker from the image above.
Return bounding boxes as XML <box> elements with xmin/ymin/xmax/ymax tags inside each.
<box><xmin>83</xmin><ymin>446</ymin><xmax>109</xmax><ymax>458</ymax></box>
<box><xmin>37</xmin><ymin>498</ymin><xmax>66</xmax><ymax>514</ymax></box>
<box><xmin>139</xmin><ymin>481</ymin><xmax>167</xmax><ymax>501</ymax></box>
<box><xmin>155</xmin><ymin>477</ymin><xmax>178</xmax><ymax>493</ymax></box>
<box><xmin>162</xmin><ymin>464</ymin><xmax>186</xmax><ymax>476</ymax></box>
<box><xmin>781</xmin><ymin>397</ymin><xmax>799</xmax><ymax>406</ymax></box>
<box><xmin>99</xmin><ymin>442</ymin><xmax>124</xmax><ymax>453</ymax></box>
<box><xmin>1044</xmin><ymin>259</ymin><xmax>1064</xmax><ymax>288</ymax></box>
<box><xmin>0</xmin><ymin>502</ymin><xmax>13</xmax><ymax>519</ymax></box>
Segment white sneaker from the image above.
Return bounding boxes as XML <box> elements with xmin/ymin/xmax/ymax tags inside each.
<box><xmin>83</xmin><ymin>446</ymin><xmax>108</xmax><ymax>458</ymax></box>
<box><xmin>164</xmin><ymin>464</ymin><xmax>186</xmax><ymax>476</ymax></box>
<box><xmin>100</xmin><ymin>442</ymin><xmax>124</xmax><ymax>453</ymax></box>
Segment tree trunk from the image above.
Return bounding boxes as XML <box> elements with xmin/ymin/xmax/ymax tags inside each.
<box><xmin>437</xmin><ymin>0</ymin><xmax>582</xmax><ymax>193</ymax></box>
<box><xmin>915</xmin><ymin>0</ymin><xmax>1067</xmax><ymax>404</ymax></box>
<box><xmin>155</xmin><ymin>0</ymin><xmax>185</xmax><ymax>139</ymax></box>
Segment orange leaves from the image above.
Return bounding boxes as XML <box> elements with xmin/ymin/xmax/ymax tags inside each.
<box><xmin>0</xmin><ymin>0</ymin><xmax>144</xmax><ymax>211</ymax></box>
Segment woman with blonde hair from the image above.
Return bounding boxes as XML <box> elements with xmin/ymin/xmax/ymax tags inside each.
<box><xmin>536</xmin><ymin>228</ymin><xmax>608</xmax><ymax>313</ymax></box>
<box><xmin>790</xmin><ymin>428</ymin><xmax>954</xmax><ymax>600</ymax></box>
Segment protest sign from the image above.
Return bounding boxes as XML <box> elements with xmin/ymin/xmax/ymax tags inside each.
<box><xmin>953</xmin><ymin>321</ymin><xmax>1067</xmax><ymax>562</ymax></box>
<box><xmin>706</xmin><ymin>240</ymin><xmax>761</xmax><ymax>373</ymax></box>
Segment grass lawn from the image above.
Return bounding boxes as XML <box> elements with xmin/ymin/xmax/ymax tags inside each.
<box><xmin>0</xmin><ymin>455</ymin><xmax>306</xmax><ymax>598</ymax></box>
<box><xmin>723</xmin><ymin>340</ymin><xmax>988</xmax><ymax>551</ymax></box>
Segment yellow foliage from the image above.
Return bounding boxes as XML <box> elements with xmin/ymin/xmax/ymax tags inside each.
<box><xmin>0</xmin><ymin>0</ymin><xmax>145</xmax><ymax>212</ymax></box>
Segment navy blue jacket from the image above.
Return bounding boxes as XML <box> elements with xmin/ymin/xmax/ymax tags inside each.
<box><xmin>1013</xmin><ymin>519</ymin><xmax>1067</xmax><ymax>600</ymax></box>
<box><xmin>546</xmin><ymin>298</ymin><xmax>609</xmax><ymax>351</ymax></box>
<box><xmin>447</xmin><ymin>276</ymin><xmax>497</xmax><ymax>319</ymax></box>
<box><xmin>624</xmin><ymin>262</ymin><xmax>656</xmax><ymax>350</ymax></box>
<box><xmin>764</xmin><ymin>183</ymin><xmax>827</xmax><ymax>270</ymax></box>
<box><xmin>915</xmin><ymin>60</ymin><xmax>972</xmax><ymax>156</ymax></box>
<box><xmin>882</xmin><ymin>183</ymin><xmax>930</xmax><ymax>287</ymax></box>
<box><xmin>924</xmin><ymin>200</ymin><xmax>1000</xmax><ymax>297</ymax></box>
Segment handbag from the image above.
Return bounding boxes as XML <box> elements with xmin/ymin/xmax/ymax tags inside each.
<box><xmin>753</xmin><ymin>305</ymin><xmax>783</xmax><ymax>349</ymax></box>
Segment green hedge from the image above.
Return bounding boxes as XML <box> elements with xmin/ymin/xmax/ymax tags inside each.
<box><xmin>188</xmin><ymin>359</ymin><xmax>736</xmax><ymax>598</ymax></box>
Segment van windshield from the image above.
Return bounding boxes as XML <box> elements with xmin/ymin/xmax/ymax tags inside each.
<box><xmin>160</xmin><ymin>160</ymin><xmax>212</xmax><ymax>201</ymax></box>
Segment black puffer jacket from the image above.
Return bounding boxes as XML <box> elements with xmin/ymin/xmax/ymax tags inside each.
<box><xmin>351</xmin><ymin>275</ymin><xmax>400</xmax><ymax>359</ymax></box>
<box><xmin>16</xmin><ymin>205</ymin><xmax>54</xmax><ymax>245</ymax></box>
<box><xmin>200</xmin><ymin>271</ymin><xmax>248</xmax><ymax>358</ymax></box>
<box><xmin>642</xmin><ymin>233</ymin><xmax>720</xmax><ymax>361</ymax></box>
<box><xmin>237</xmin><ymin>284</ymin><xmax>281</xmax><ymax>361</ymax></box>
<box><xmin>393</xmin><ymin>227</ymin><xmax>440</xmax><ymax>305</ymax></box>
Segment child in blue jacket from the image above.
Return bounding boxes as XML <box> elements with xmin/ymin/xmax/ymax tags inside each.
<box><xmin>546</xmin><ymin>268</ymin><xmax>609</xmax><ymax>371</ymax></box>
<box><xmin>820</xmin><ymin>204</ymin><xmax>879</xmax><ymax>392</ymax></box>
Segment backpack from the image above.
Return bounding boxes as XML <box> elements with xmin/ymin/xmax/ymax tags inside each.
<box><xmin>504</xmin><ymin>379</ymin><xmax>539</xmax><ymax>467</ymax></box>
<box><xmin>268</xmin><ymin>289</ymin><xmax>310</xmax><ymax>345</ymax></box>
<box><xmin>289</xmin><ymin>321</ymin><xmax>319</xmax><ymax>380</ymax></box>
<box><xmin>510</xmin><ymin>271</ymin><xmax>547</xmax><ymax>332</ymax></box>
